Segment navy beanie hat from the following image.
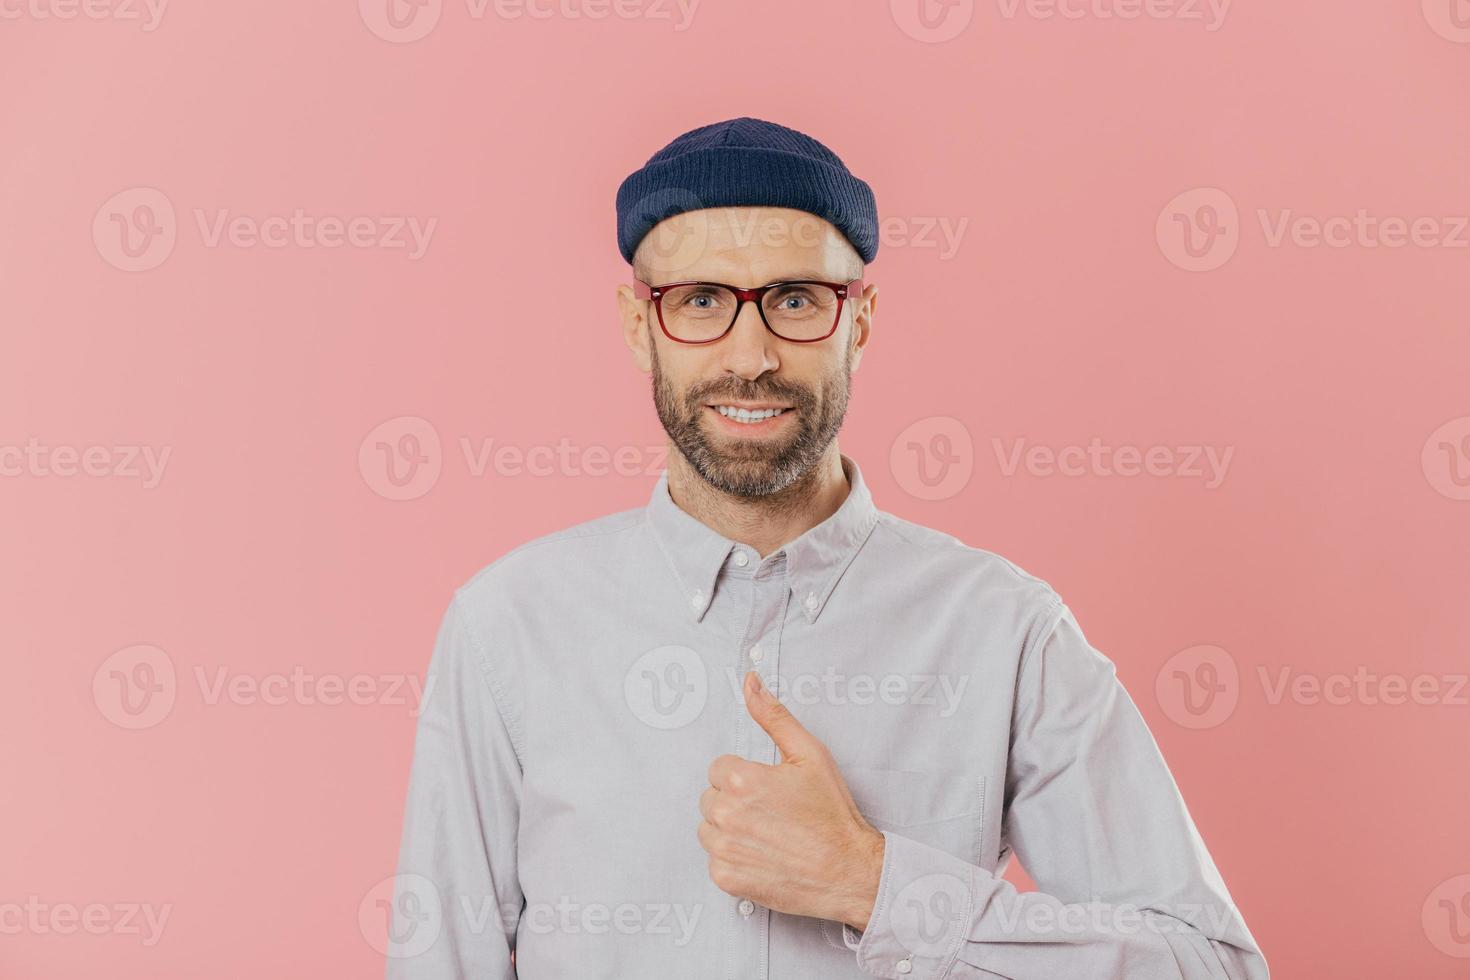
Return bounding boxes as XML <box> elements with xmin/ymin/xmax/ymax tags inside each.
<box><xmin>615</xmin><ymin>117</ymin><xmax>879</xmax><ymax>266</ymax></box>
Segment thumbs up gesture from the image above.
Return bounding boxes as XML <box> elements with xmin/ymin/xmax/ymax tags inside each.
<box><xmin>697</xmin><ymin>670</ymin><xmax>886</xmax><ymax>931</ymax></box>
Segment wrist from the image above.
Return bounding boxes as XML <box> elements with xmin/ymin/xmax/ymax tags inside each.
<box><xmin>839</xmin><ymin>827</ymin><xmax>886</xmax><ymax>931</ymax></box>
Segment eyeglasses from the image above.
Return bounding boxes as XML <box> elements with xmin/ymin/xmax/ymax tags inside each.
<box><xmin>633</xmin><ymin>277</ymin><xmax>863</xmax><ymax>345</ymax></box>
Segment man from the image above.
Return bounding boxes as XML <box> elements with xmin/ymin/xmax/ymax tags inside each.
<box><xmin>385</xmin><ymin>117</ymin><xmax>1269</xmax><ymax>978</ymax></box>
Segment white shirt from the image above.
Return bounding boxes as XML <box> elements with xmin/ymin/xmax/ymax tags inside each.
<box><xmin>385</xmin><ymin>453</ymin><xmax>1268</xmax><ymax>978</ymax></box>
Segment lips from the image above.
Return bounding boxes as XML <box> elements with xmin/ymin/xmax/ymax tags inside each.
<box><xmin>703</xmin><ymin>404</ymin><xmax>796</xmax><ymax>431</ymax></box>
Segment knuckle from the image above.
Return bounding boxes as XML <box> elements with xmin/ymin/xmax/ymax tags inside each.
<box><xmin>708</xmin><ymin>861</ymin><xmax>736</xmax><ymax>893</ymax></box>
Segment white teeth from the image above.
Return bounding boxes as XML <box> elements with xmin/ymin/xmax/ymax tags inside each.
<box><xmin>715</xmin><ymin>406</ymin><xmax>787</xmax><ymax>422</ymax></box>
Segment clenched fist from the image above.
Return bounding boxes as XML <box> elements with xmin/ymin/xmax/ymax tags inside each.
<box><xmin>697</xmin><ymin>670</ymin><xmax>886</xmax><ymax>931</ymax></box>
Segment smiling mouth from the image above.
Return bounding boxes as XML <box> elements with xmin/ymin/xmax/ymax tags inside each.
<box><xmin>707</xmin><ymin>404</ymin><xmax>793</xmax><ymax>425</ymax></box>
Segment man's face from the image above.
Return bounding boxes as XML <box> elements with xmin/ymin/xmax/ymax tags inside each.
<box><xmin>619</xmin><ymin>207</ymin><xmax>873</xmax><ymax>498</ymax></box>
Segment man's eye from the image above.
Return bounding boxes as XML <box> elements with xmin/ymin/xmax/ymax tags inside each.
<box><xmin>769</xmin><ymin>287</ymin><xmax>818</xmax><ymax>308</ymax></box>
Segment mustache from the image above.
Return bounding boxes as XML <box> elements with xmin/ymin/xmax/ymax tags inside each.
<box><xmin>686</xmin><ymin>378</ymin><xmax>813</xmax><ymax>407</ymax></box>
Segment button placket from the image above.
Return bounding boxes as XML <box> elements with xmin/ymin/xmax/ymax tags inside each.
<box><xmin>715</xmin><ymin>557</ymin><xmax>772</xmax><ymax>980</ymax></box>
<box><xmin>742</xmin><ymin>563</ymin><xmax>790</xmax><ymax>766</ymax></box>
<box><xmin>720</xmin><ymin>552</ymin><xmax>790</xmax><ymax>980</ymax></box>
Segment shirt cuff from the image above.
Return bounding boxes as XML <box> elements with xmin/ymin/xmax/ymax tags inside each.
<box><xmin>847</xmin><ymin>830</ymin><xmax>976</xmax><ymax>978</ymax></box>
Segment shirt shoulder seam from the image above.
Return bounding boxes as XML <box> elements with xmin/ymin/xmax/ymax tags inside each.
<box><xmin>1016</xmin><ymin>591</ymin><xmax>1068</xmax><ymax>685</ymax></box>
<box><xmin>459</xmin><ymin>508</ymin><xmax>644</xmax><ymax>591</ymax></box>
<box><xmin>871</xmin><ymin>512</ymin><xmax>1056</xmax><ymax>592</ymax></box>
<box><xmin>447</xmin><ymin>589</ymin><xmax>527</xmax><ymax>765</ymax></box>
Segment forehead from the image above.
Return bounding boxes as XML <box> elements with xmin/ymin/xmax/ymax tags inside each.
<box><xmin>636</xmin><ymin>206</ymin><xmax>857</xmax><ymax>283</ymax></box>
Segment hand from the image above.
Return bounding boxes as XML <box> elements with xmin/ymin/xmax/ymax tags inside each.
<box><xmin>697</xmin><ymin>670</ymin><xmax>886</xmax><ymax>931</ymax></box>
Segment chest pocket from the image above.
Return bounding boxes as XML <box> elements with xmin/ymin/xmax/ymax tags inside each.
<box><xmin>820</xmin><ymin>767</ymin><xmax>988</xmax><ymax>951</ymax></box>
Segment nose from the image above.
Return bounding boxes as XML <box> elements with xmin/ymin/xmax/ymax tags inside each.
<box><xmin>719</xmin><ymin>299</ymin><xmax>780</xmax><ymax>380</ymax></box>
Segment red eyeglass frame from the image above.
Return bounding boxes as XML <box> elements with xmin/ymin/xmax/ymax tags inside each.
<box><xmin>632</xmin><ymin>277</ymin><xmax>864</xmax><ymax>345</ymax></box>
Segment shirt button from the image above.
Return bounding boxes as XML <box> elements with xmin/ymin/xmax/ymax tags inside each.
<box><xmin>690</xmin><ymin>591</ymin><xmax>704</xmax><ymax>609</ymax></box>
<box><xmin>749</xmin><ymin>644</ymin><xmax>763</xmax><ymax>663</ymax></box>
<box><xmin>896</xmin><ymin>957</ymin><xmax>913</xmax><ymax>974</ymax></box>
<box><xmin>804</xmin><ymin>592</ymin><xmax>818</xmax><ymax>611</ymax></box>
<box><xmin>738</xmin><ymin>898</ymin><xmax>755</xmax><ymax>916</ymax></box>
<box><xmin>733</xmin><ymin>550</ymin><xmax>749</xmax><ymax>567</ymax></box>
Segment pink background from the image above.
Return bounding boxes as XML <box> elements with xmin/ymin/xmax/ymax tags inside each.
<box><xmin>3</xmin><ymin>0</ymin><xmax>1469</xmax><ymax>976</ymax></box>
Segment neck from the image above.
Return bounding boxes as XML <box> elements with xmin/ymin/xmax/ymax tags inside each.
<box><xmin>664</xmin><ymin>444</ymin><xmax>851</xmax><ymax>559</ymax></box>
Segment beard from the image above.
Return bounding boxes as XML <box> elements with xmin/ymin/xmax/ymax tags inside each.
<box><xmin>650</xmin><ymin>331</ymin><xmax>853</xmax><ymax>498</ymax></box>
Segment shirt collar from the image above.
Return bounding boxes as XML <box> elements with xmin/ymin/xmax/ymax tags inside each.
<box><xmin>645</xmin><ymin>452</ymin><xmax>880</xmax><ymax>624</ymax></box>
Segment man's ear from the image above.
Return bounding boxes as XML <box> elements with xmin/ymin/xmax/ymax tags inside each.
<box><xmin>616</xmin><ymin>282</ymin><xmax>653</xmax><ymax>374</ymax></box>
<box><xmin>849</xmin><ymin>282</ymin><xmax>877</xmax><ymax>373</ymax></box>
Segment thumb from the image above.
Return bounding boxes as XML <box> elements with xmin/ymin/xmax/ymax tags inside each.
<box><xmin>743</xmin><ymin>671</ymin><xmax>822</xmax><ymax>764</ymax></box>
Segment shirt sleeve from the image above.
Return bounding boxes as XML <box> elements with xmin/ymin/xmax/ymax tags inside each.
<box><xmin>385</xmin><ymin>593</ymin><xmax>523</xmax><ymax>979</ymax></box>
<box><xmin>843</xmin><ymin>599</ymin><xmax>1269</xmax><ymax>979</ymax></box>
